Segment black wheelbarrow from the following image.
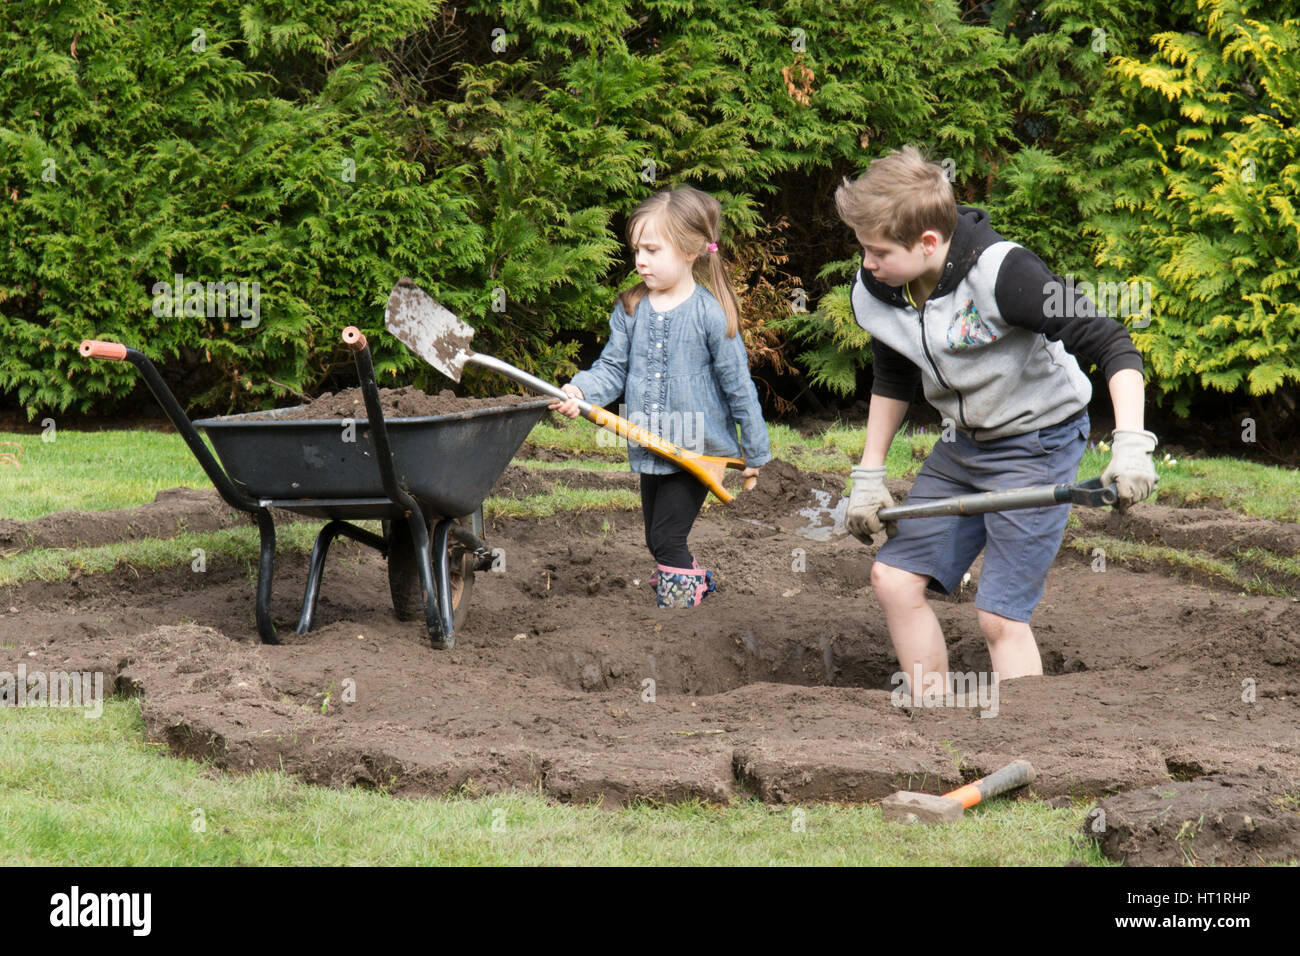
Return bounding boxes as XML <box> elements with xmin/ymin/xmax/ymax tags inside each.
<box><xmin>78</xmin><ymin>328</ymin><xmax>550</xmax><ymax>649</ymax></box>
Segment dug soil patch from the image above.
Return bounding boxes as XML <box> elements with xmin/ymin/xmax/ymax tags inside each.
<box><xmin>3</xmin><ymin>460</ymin><xmax>1298</xmax><ymax>865</ymax></box>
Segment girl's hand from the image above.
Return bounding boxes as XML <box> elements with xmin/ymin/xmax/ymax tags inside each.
<box><xmin>548</xmin><ymin>383</ymin><xmax>585</xmax><ymax>418</ymax></box>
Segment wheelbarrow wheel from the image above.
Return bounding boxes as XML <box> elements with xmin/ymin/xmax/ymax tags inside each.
<box><xmin>385</xmin><ymin>517</ymin><xmax>475</xmax><ymax>630</ymax></box>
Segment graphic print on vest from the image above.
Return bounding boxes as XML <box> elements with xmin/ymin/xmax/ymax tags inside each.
<box><xmin>946</xmin><ymin>299</ymin><xmax>996</xmax><ymax>351</ymax></box>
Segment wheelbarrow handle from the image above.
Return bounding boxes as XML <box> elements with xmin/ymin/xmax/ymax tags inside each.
<box><xmin>77</xmin><ymin>337</ymin><xmax>262</xmax><ymax>513</ymax></box>
<box><xmin>77</xmin><ymin>335</ymin><xmax>279</xmax><ymax>643</ymax></box>
<box><xmin>342</xmin><ymin>326</ymin><xmax>367</xmax><ymax>351</ymax></box>
<box><xmin>877</xmin><ymin>477</ymin><xmax>1118</xmax><ymax>522</ymax></box>
<box><xmin>79</xmin><ymin>340</ymin><xmax>129</xmax><ymax>361</ymax></box>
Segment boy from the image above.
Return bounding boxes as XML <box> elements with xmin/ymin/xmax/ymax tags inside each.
<box><xmin>837</xmin><ymin>146</ymin><xmax>1158</xmax><ymax>697</ymax></box>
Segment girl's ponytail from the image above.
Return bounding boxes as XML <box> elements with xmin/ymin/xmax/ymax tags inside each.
<box><xmin>702</xmin><ymin>236</ymin><xmax>741</xmax><ymax>338</ymax></box>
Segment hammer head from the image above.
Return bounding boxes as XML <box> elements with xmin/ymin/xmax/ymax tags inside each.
<box><xmin>881</xmin><ymin>791</ymin><xmax>965</xmax><ymax>825</ymax></box>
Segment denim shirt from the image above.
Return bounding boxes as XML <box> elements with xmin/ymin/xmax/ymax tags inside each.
<box><xmin>571</xmin><ymin>284</ymin><xmax>772</xmax><ymax>475</ymax></box>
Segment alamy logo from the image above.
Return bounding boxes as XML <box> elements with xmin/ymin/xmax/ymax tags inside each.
<box><xmin>890</xmin><ymin>666</ymin><xmax>1000</xmax><ymax>718</ymax></box>
<box><xmin>0</xmin><ymin>665</ymin><xmax>104</xmax><ymax>718</ymax></box>
<box><xmin>151</xmin><ymin>273</ymin><xmax>261</xmax><ymax>328</ymax></box>
<box><xmin>594</xmin><ymin>404</ymin><xmax>709</xmax><ymax>454</ymax></box>
<box><xmin>1043</xmin><ymin>275</ymin><xmax>1152</xmax><ymax>327</ymax></box>
<box><xmin>49</xmin><ymin>886</ymin><xmax>151</xmax><ymax>936</ymax></box>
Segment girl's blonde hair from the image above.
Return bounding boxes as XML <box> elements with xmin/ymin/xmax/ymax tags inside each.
<box><xmin>618</xmin><ymin>186</ymin><xmax>742</xmax><ymax>337</ymax></box>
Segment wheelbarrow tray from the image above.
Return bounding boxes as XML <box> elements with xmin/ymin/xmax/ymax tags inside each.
<box><xmin>79</xmin><ymin>329</ymin><xmax>544</xmax><ymax>649</ymax></box>
<box><xmin>194</xmin><ymin>398</ymin><xmax>552</xmax><ymax>520</ymax></box>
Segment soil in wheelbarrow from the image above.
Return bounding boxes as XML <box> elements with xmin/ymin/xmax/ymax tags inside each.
<box><xmin>3</xmin><ymin>460</ymin><xmax>1299</xmax><ymax>866</ymax></box>
<box><xmin>251</xmin><ymin>386</ymin><xmax>537</xmax><ymax>421</ymax></box>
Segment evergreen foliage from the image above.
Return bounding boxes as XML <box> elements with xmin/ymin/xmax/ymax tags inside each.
<box><xmin>1094</xmin><ymin>0</ymin><xmax>1300</xmax><ymax>414</ymax></box>
<box><xmin>1</xmin><ymin>0</ymin><xmax>1295</xmax><ymax>420</ymax></box>
<box><xmin>1</xmin><ymin>0</ymin><xmax>480</xmax><ymax>412</ymax></box>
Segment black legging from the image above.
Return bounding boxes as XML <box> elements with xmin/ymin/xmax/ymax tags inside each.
<box><xmin>640</xmin><ymin>470</ymin><xmax>708</xmax><ymax>568</ymax></box>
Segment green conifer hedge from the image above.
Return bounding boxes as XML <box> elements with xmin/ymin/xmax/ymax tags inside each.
<box><xmin>2</xmin><ymin>0</ymin><xmax>1294</xmax><ymax>422</ymax></box>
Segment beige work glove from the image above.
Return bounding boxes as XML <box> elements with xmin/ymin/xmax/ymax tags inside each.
<box><xmin>1101</xmin><ymin>429</ymin><xmax>1159</xmax><ymax>509</ymax></box>
<box><xmin>846</xmin><ymin>466</ymin><xmax>895</xmax><ymax>543</ymax></box>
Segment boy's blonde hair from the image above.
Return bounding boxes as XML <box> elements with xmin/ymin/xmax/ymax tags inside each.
<box><xmin>834</xmin><ymin>145</ymin><xmax>957</xmax><ymax>247</ymax></box>
<box><xmin>619</xmin><ymin>186</ymin><xmax>742</xmax><ymax>337</ymax></box>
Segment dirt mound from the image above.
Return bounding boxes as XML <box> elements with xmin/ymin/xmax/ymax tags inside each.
<box><xmin>248</xmin><ymin>386</ymin><xmax>536</xmax><ymax>421</ymax></box>
<box><xmin>5</xmin><ymin>499</ymin><xmax>1299</xmax><ymax>827</ymax></box>
<box><xmin>0</xmin><ymin>487</ymin><xmax>268</xmax><ymax>553</ymax></box>
<box><xmin>727</xmin><ymin>459</ymin><xmax>828</xmax><ymax>519</ymax></box>
<box><xmin>1071</xmin><ymin>501</ymin><xmax>1300</xmax><ymax>556</ymax></box>
<box><xmin>517</xmin><ymin>441</ymin><xmax>624</xmax><ymax>463</ymax></box>
<box><xmin>488</xmin><ymin>459</ymin><xmax>849</xmax><ymax>529</ymax></box>
<box><xmin>1085</xmin><ymin>776</ymin><xmax>1300</xmax><ymax>865</ymax></box>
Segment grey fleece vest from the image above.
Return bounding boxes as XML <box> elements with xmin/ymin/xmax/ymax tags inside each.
<box><xmin>851</xmin><ymin>240</ymin><xmax>1093</xmax><ymax>441</ymax></box>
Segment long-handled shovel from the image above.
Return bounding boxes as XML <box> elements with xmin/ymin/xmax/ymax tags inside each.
<box><xmin>384</xmin><ymin>278</ymin><xmax>756</xmax><ymax>503</ymax></box>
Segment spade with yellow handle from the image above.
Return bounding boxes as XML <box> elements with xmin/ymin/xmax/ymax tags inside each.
<box><xmin>384</xmin><ymin>278</ymin><xmax>756</xmax><ymax>503</ymax></box>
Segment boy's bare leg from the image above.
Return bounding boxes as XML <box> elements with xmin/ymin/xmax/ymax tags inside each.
<box><xmin>871</xmin><ymin>561</ymin><xmax>948</xmax><ymax>697</ymax></box>
<box><xmin>977</xmin><ymin>609</ymin><xmax>1042</xmax><ymax>680</ymax></box>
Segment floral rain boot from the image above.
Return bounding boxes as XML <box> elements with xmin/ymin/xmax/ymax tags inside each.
<box><xmin>693</xmin><ymin>557</ymin><xmax>717</xmax><ymax>601</ymax></box>
<box><xmin>654</xmin><ymin>562</ymin><xmax>716</xmax><ymax>608</ymax></box>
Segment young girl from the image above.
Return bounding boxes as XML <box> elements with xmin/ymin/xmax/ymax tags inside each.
<box><xmin>549</xmin><ymin>186</ymin><xmax>771</xmax><ymax>607</ymax></box>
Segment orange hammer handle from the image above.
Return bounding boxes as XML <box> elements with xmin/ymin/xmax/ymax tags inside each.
<box><xmin>943</xmin><ymin>760</ymin><xmax>1036</xmax><ymax>809</ymax></box>
<box><xmin>79</xmin><ymin>340</ymin><xmax>129</xmax><ymax>361</ymax></box>
<box><xmin>944</xmin><ymin>783</ymin><xmax>985</xmax><ymax>810</ymax></box>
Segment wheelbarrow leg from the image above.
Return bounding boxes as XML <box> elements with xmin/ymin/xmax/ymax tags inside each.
<box><xmin>431</xmin><ymin>518</ymin><xmax>457</xmax><ymax>643</ymax></box>
<box><xmin>254</xmin><ymin>509</ymin><xmax>280</xmax><ymax>645</ymax></box>
<box><xmin>78</xmin><ymin>341</ymin><xmax>288</xmax><ymax>645</ymax></box>
<box><xmin>297</xmin><ymin>520</ymin><xmax>346</xmax><ymax>635</ymax></box>
<box><xmin>406</xmin><ymin>511</ymin><xmax>452</xmax><ymax>650</ymax></box>
<box><xmin>297</xmin><ymin>520</ymin><xmax>389</xmax><ymax>634</ymax></box>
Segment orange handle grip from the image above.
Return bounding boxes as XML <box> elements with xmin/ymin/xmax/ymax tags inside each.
<box><xmin>942</xmin><ymin>760</ymin><xmax>1036</xmax><ymax>809</ymax></box>
<box><xmin>79</xmin><ymin>340</ymin><xmax>128</xmax><ymax>361</ymax></box>
<box><xmin>588</xmin><ymin>406</ymin><xmax>686</xmax><ymax>460</ymax></box>
<box><xmin>342</xmin><ymin>326</ymin><xmax>367</xmax><ymax>351</ymax></box>
<box><xmin>585</xmin><ymin>406</ymin><xmax>754</xmax><ymax>504</ymax></box>
<box><xmin>943</xmin><ymin>784</ymin><xmax>984</xmax><ymax>810</ymax></box>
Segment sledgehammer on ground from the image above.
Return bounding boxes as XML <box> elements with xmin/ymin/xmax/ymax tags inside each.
<box><xmin>881</xmin><ymin>760</ymin><xmax>1036</xmax><ymax>824</ymax></box>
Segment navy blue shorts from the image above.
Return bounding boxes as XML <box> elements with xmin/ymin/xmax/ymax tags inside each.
<box><xmin>875</xmin><ymin>411</ymin><xmax>1089</xmax><ymax>622</ymax></box>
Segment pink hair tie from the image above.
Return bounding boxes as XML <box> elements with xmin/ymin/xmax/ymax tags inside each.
<box><xmin>707</xmin><ymin>242</ymin><xmax>718</xmax><ymax>253</ymax></box>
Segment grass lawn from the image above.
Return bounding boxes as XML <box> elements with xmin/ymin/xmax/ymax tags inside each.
<box><xmin>6</xmin><ymin>420</ymin><xmax>1297</xmax><ymax>522</ymax></box>
<box><xmin>0</xmin><ymin>701</ymin><xmax>1111</xmax><ymax>866</ymax></box>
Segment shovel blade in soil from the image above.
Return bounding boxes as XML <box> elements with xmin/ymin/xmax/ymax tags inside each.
<box><xmin>385</xmin><ymin>277</ymin><xmax>476</xmax><ymax>383</ymax></box>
